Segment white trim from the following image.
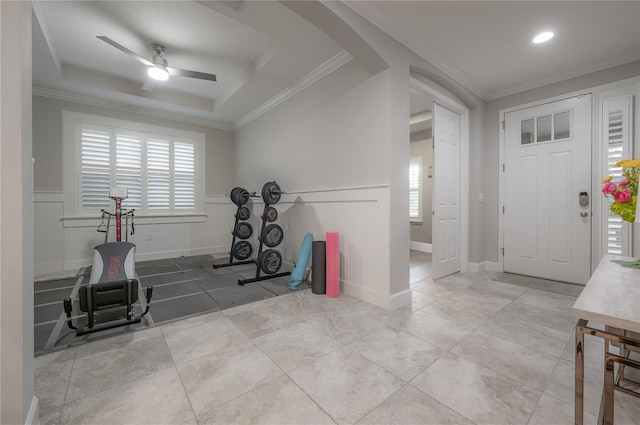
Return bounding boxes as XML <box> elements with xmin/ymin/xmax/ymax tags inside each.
<box><xmin>233</xmin><ymin>50</ymin><xmax>353</xmax><ymax>129</ymax></box>
<box><xmin>34</xmin><ymin>191</ymin><xmax>64</xmax><ymax>202</ymax></box>
<box><xmin>410</xmin><ymin>75</ymin><xmax>470</xmax><ymax>274</ymax></box>
<box><xmin>498</xmin><ymin>76</ymin><xmax>640</xmax><ymax>275</ymax></box>
<box><xmin>33</xmin><ymin>87</ymin><xmax>232</xmax><ymax>131</ymax></box>
<box><xmin>389</xmin><ymin>288</ymin><xmax>412</xmax><ymax>309</ymax></box>
<box><xmin>468</xmin><ymin>262</ymin><xmax>483</xmax><ymax>273</ymax></box>
<box><xmin>61</xmin><ymin>213</ymin><xmax>206</xmax><ymax>228</ymax></box>
<box><xmin>26</xmin><ymin>396</ymin><xmax>39</xmax><ymax>425</ymax></box>
<box><xmin>410</xmin><ymin>241</ymin><xmax>432</xmax><ymax>253</ymax></box>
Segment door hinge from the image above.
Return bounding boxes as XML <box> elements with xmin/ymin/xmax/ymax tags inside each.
<box><xmin>501</xmin><ymin>247</ymin><xmax>504</xmax><ymax>256</ymax></box>
<box><xmin>502</xmin><ymin>163</ymin><xmax>505</xmax><ymax>172</ymax></box>
<box><xmin>502</xmin><ymin>121</ymin><xmax>505</xmax><ymax>130</ymax></box>
<box><xmin>502</xmin><ymin>206</ymin><xmax>505</xmax><ymax>214</ymax></box>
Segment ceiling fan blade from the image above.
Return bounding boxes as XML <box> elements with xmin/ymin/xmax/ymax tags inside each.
<box><xmin>167</xmin><ymin>66</ymin><xmax>217</xmax><ymax>82</ymax></box>
<box><xmin>142</xmin><ymin>77</ymin><xmax>155</xmax><ymax>91</ymax></box>
<box><xmin>97</xmin><ymin>36</ymin><xmax>154</xmax><ymax>67</ymax></box>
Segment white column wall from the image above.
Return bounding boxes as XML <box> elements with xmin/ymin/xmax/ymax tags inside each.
<box><xmin>0</xmin><ymin>1</ymin><xmax>36</xmax><ymax>423</ymax></box>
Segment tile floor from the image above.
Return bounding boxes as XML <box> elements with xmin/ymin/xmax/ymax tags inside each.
<box><xmin>35</xmin><ymin>251</ymin><xmax>640</xmax><ymax>424</ymax></box>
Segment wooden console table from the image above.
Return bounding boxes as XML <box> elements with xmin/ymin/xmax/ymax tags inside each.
<box><xmin>572</xmin><ymin>255</ymin><xmax>640</xmax><ymax>425</ymax></box>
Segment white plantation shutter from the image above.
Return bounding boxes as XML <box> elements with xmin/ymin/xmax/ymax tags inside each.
<box><xmin>80</xmin><ymin>126</ymin><xmax>111</xmax><ymax>210</ymax></box>
<box><xmin>409</xmin><ymin>157</ymin><xmax>422</xmax><ymax>220</ymax></box>
<box><xmin>174</xmin><ymin>141</ymin><xmax>195</xmax><ymax>209</ymax></box>
<box><xmin>602</xmin><ymin>96</ymin><xmax>632</xmax><ymax>256</ymax></box>
<box><xmin>147</xmin><ymin>138</ymin><xmax>171</xmax><ymax>210</ymax></box>
<box><xmin>116</xmin><ymin>132</ymin><xmax>142</xmax><ymax>209</ymax></box>
<box><xmin>78</xmin><ymin>121</ymin><xmax>199</xmax><ymax>214</ymax></box>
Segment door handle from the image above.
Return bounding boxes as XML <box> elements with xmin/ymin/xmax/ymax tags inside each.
<box><xmin>580</xmin><ymin>211</ymin><xmax>588</xmax><ymax>218</ymax></box>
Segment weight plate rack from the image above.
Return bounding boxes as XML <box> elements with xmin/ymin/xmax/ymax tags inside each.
<box><xmin>238</xmin><ymin>181</ymin><xmax>291</xmax><ymax>286</ymax></box>
<box><xmin>213</xmin><ymin>187</ymin><xmax>255</xmax><ymax>269</ymax></box>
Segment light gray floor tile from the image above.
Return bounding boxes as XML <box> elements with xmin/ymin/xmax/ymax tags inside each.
<box><xmin>390</xmin><ymin>308</ymin><xmax>474</xmax><ymax>350</ymax></box>
<box><xmin>561</xmin><ymin>333</ymin><xmax>605</xmax><ymax>371</ymax></box>
<box><xmin>159</xmin><ymin>310</ymin><xmax>225</xmax><ymax>334</ymax></box>
<box><xmin>289</xmin><ymin>347</ymin><xmax>404</xmax><ymax>425</ymax></box>
<box><xmin>176</xmin><ymin>342</ymin><xmax>283</xmax><ymax>415</ymax></box>
<box><xmin>35</xmin><ymin>350</ymin><xmax>75</xmax><ymax>414</ymax></box>
<box><xmin>450</xmin><ymin>330</ymin><xmax>558</xmax><ymax>391</ymax></box>
<box><xmin>197</xmin><ymin>375</ymin><xmax>335</xmax><ymax>425</ymax></box>
<box><xmin>515</xmin><ymin>288</ymin><xmax>577</xmax><ymax>314</ymax></box>
<box><xmin>73</xmin><ymin>326</ymin><xmax>162</xmax><ymax>360</ymax></box>
<box><xmin>227</xmin><ymin>303</ymin><xmax>296</xmax><ymax>339</ymax></box>
<box><xmin>305</xmin><ymin>309</ymin><xmax>386</xmax><ymax>344</ymax></box>
<box><xmin>60</xmin><ymin>368</ymin><xmax>195</xmax><ymax>425</ymax></box>
<box><xmin>163</xmin><ymin>316</ymin><xmax>250</xmax><ymax>364</ymax></box>
<box><xmin>528</xmin><ymin>393</ymin><xmax>598</xmax><ymax>425</ymax></box>
<box><xmin>495</xmin><ymin>301</ymin><xmax>578</xmax><ymax>334</ymax></box>
<box><xmin>356</xmin><ymin>384</ymin><xmax>474</xmax><ymax>425</ymax></box>
<box><xmin>348</xmin><ymin>326</ymin><xmax>443</xmax><ymax>381</ymax></box>
<box><xmin>66</xmin><ymin>334</ymin><xmax>173</xmax><ymax>402</ymax></box>
<box><xmin>39</xmin><ymin>406</ymin><xmax>62</xmax><ymax>425</ymax></box>
<box><xmin>452</xmin><ymin>285</ymin><xmax>522</xmax><ymax>314</ymax></box>
<box><xmin>411</xmin><ymin>353</ymin><xmax>541</xmax><ymax>425</ymax></box>
<box><xmin>544</xmin><ymin>358</ymin><xmax>603</xmax><ymax>417</ymax></box>
<box><xmin>410</xmin><ymin>280</ymin><xmax>462</xmax><ymax>298</ymax></box>
<box><xmin>421</xmin><ymin>296</ymin><xmax>495</xmax><ymax>328</ymax></box>
<box><xmin>408</xmin><ymin>289</ymin><xmax>441</xmax><ymax>310</ymax></box>
<box><xmin>253</xmin><ymin>322</ymin><xmax>342</xmax><ymax>373</ymax></box>
<box><xmin>479</xmin><ymin>314</ymin><xmax>571</xmax><ymax>358</ymax></box>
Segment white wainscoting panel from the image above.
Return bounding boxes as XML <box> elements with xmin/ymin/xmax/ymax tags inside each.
<box><xmin>191</xmin><ymin>196</ymin><xmax>237</xmax><ymax>256</ymax></box>
<box><xmin>279</xmin><ymin>186</ymin><xmax>393</xmax><ymax>308</ymax></box>
<box><xmin>34</xmin><ymin>193</ymin><xmax>65</xmax><ymax>275</ymax></box>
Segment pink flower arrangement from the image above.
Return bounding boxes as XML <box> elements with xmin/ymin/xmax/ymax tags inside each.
<box><xmin>601</xmin><ymin>158</ymin><xmax>639</xmax><ymax>223</ymax></box>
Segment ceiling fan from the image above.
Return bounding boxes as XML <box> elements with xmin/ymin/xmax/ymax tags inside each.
<box><xmin>97</xmin><ymin>36</ymin><xmax>217</xmax><ymax>90</ymax></box>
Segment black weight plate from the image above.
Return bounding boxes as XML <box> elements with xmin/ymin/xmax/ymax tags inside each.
<box><xmin>261</xmin><ymin>224</ymin><xmax>283</xmax><ymax>247</ymax></box>
<box><xmin>259</xmin><ymin>249</ymin><xmax>282</xmax><ymax>274</ymax></box>
<box><xmin>264</xmin><ymin>206</ymin><xmax>278</xmax><ymax>223</ymax></box>
<box><xmin>261</xmin><ymin>181</ymin><xmax>281</xmax><ymax>205</ymax></box>
<box><xmin>231</xmin><ymin>187</ymin><xmax>250</xmax><ymax>206</ymax></box>
<box><xmin>232</xmin><ymin>241</ymin><xmax>253</xmax><ymax>260</ymax></box>
<box><xmin>234</xmin><ymin>222</ymin><xmax>253</xmax><ymax>239</ymax></box>
<box><xmin>236</xmin><ymin>206</ymin><xmax>250</xmax><ymax>221</ymax></box>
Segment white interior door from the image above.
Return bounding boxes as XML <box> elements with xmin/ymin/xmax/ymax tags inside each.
<box><xmin>432</xmin><ymin>103</ymin><xmax>461</xmax><ymax>279</ymax></box>
<box><xmin>504</xmin><ymin>95</ymin><xmax>592</xmax><ymax>284</ymax></box>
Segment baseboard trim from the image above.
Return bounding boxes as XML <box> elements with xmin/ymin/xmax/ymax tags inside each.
<box><xmin>26</xmin><ymin>396</ymin><xmax>39</xmax><ymax>425</ymax></box>
<box><xmin>389</xmin><ymin>288</ymin><xmax>412</xmax><ymax>309</ymax></box>
<box><xmin>410</xmin><ymin>241</ymin><xmax>432</xmax><ymax>253</ymax></box>
<box><xmin>468</xmin><ymin>261</ymin><xmax>500</xmax><ymax>273</ymax></box>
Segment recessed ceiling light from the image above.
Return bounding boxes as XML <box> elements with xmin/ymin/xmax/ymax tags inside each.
<box><xmin>533</xmin><ymin>31</ymin><xmax>554</xmax><ymax>44</ymax></box>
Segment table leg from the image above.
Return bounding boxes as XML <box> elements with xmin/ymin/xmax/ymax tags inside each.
<box><xmin>604</xmin><ymin>353</ymin><xmax>615</xmax><ymax>425</ymax></box>
<box><xmin>575</xmin><ymin>321</ymin><xmax>585</xmax><ymax>425</ymax></box>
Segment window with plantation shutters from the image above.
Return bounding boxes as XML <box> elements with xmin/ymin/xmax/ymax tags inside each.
<box><xmin>409</xmin><ymin>156</ymin><xmax>422</xmax><ymax>221</ymax></box>
<box><xmin>78</xmin><ymin>122</ymin><xmax>199</xmax><ymax>214</ymax></box>
<box><xmin>602</xmin><ymin>96</ymin><xmax>632</xmax><ymax>256</ymax></box>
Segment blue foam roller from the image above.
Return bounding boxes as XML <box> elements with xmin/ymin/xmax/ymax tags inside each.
<box><xmin>288</xmin><ymin>233</ymin><xmax>314</xmax><ymax>289</ymax></box>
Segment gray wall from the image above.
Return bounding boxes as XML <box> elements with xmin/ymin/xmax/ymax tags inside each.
<box><xmin>33</xmin><ymin>96</ymin><xmax>235</xmax><ymax>196</ymax></box>
<box><xmin>409</xmin><ymin>129</ymin><xmax>433</xmax><ymax>244</ymax></box>
<box><xmin>234</xmin><ymin>61</ymin><xmax>387</xmax><ymax>191</ymax></box>
<box><xmin>481</xmin><ymin>61</ymin><xmax>640</xmax><ymax>263</ymax></box>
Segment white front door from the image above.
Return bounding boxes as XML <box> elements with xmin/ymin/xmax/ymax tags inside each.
<box><xmin>504</xmin><ymin>95</ymin><xmax>592</xmax><ymax>284</ymax></box>
<box><xmin>432</xmin><ymin>103</ymin><xmax>461</xmax><ymax>279</ymax></box>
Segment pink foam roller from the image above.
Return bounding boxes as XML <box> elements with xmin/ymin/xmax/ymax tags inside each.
<box><xmin>326</xmin><ymin>231</ymin><xmax>340</xmax><ymax>298</ymax></box>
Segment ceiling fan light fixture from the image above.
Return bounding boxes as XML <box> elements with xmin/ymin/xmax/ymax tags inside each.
<box><xmin>148</xmin><ymin>65</ymin><xmax>169</xmax><ymax>81</ymax></box>
<box><xmin>532</xmin><ymin>31</ymin><xmax>554</xmax><ymax>44</ymax></box>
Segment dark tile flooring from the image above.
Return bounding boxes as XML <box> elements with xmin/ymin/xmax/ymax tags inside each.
<box><xmin>34</xmin><ymin>254</ymin><xmax>294</xmax><ymax>355</ymax></box>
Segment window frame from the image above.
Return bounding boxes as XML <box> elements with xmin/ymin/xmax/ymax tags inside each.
<box><xmin>409</xmin><ymin>155</ymin><xmax>423</xmax><ymax>223</ymax></box>
<box><xmin>63</xmin><ymin>111</ymin><xmax>205</xmax><ymax>220</ymax></box>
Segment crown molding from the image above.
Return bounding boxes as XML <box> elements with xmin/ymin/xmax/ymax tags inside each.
<box><xmin>233</xmin><ymin>50</ymin><xmax>353</xmax><ymax>130</ymax></box>
<box><xmin>32</xmin><ymin>87</ymin><xmax>234</xmax><ymax>131</ymax></box>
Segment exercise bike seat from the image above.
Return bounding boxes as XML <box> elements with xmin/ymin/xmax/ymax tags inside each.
<box><xmin>89</xmin><ymin>241</ymin><xmax>136</xmax><ymax>284</ymax></box>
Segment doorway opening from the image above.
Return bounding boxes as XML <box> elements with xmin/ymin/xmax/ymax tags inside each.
<box><xmin>409</xmin><ymin>89</ymin><xmax>434</xmax><ymax>283</ymax></box>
